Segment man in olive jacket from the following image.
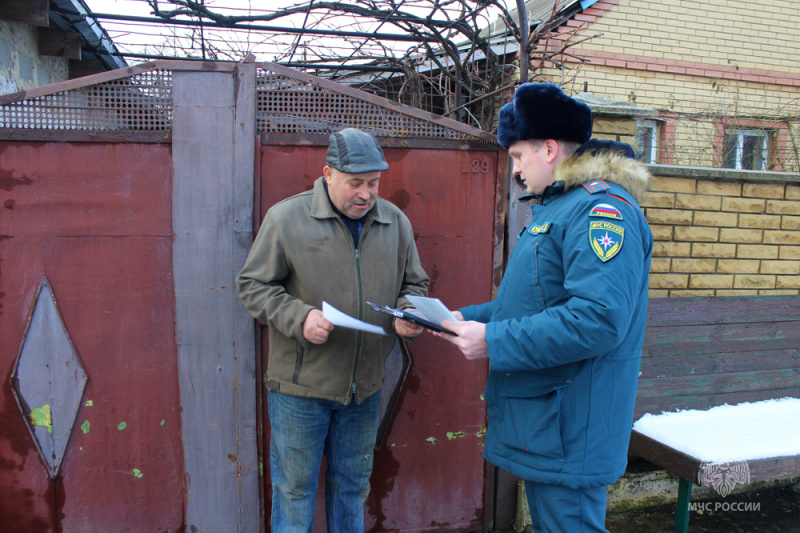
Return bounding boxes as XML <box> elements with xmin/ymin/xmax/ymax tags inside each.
<box><xmin>237</xmin><ymin>128</ymin><xmax>429</xmax><ymax>532</ymax></box>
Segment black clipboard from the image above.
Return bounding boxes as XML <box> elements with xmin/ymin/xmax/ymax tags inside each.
<box><xmin>366</xmin><ymin>301</ymin><xmax>457</xmax><ymax>336</ymax></box>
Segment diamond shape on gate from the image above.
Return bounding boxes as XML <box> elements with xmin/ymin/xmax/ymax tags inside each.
<box><xmin>11</xmin><ymin>278</ymin><xmax>88</xmax><ymax>478</ymax></box>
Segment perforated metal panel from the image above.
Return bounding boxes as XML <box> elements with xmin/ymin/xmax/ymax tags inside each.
<box><xmin>256</xmin><ymin>66</ymin><xmax>481</xmax><ymax>140</ymax></box>
<box><xmin>0</xmin><ymin>70</ymin><xmax>172</xmax><ymax>131</ymax></box>
<box><xmin>0</xmin><ymin>61</ymin><xmax>493</xmax><ymax>143</ymax></box>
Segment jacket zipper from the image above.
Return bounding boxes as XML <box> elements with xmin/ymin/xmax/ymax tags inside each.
<box><xmin>348</xmin><ymin>220</ymin><xmax>371</xmax><ymax>405</ymax></box>
<box><xmin>351</xmin><ymin>247</ymin><xmax>363</xmax><ymax>404</ymax></box>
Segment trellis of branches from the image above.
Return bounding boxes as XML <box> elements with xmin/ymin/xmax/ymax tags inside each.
<box><xmin>144</xmin><ymin>0</ymin><xmax>597</xmax><ymax>131</ymax></box>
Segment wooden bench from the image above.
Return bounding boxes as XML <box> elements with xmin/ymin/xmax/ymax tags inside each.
<box><xmin>629</xmin><ymin>295</ymin><xmax>800</xmax><ymax>533</ymax></box>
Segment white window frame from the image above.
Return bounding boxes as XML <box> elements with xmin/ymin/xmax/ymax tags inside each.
<box><xmin>724</xmin><ymin>129</ymin><xmax>769</xmax><ymax>170</ymax></box>
<box><xmin>636</xmin><ymin>119</ymin><xmax>659</xmax><ymax>163</ymax></box>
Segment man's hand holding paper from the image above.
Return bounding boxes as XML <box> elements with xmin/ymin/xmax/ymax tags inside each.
<box><xmin>394</xmin><ymin>317</ymin><xmax>423</xmax><ymax>337</ymax></box>
<box><xmin>431</xmin><ymin>310</ymin><xmax>489</xmax><ymax>360</ymax></box>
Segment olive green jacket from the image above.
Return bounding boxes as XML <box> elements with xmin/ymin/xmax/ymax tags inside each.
<box><xmin>237</xmin><ymin>177</ymin><xmax>429</xmax><ymax>404</ymax></box>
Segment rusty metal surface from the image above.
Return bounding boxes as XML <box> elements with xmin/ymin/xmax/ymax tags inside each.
<box><xmin>0</xmin><ymin>128</ymin><xmax>172</xmax><ymax>143</ymax></box>
<box><xmin>0</xmin><ymin>61</ymin><xmax>505</xmax><ymax>531</ymax></box>
<box><xmin>0</xmin><ymin>141</ymin><xmax>184</xmax><ymax>532</ymax></box>
<box><xmin>258</xmin><ymin>141</ymin><xmax>500</xmax><ymax>530</ymax></box>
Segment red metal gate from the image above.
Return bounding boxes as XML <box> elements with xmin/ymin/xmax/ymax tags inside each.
<box><xmin>0</xmin><ymin>60</ymin><xmax>511</xmax><ymax>532</ymax></box>
<box><xmin>0</xmin><ymin>141</ymin><xmax>184</xmax><ymax>532</ymax></box>
<box><xmin>258</xmin><ymin>140</ymin><xmax>502</xmax><ymax>530</ymax></box>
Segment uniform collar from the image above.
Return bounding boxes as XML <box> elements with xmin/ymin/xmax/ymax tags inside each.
<box><xmin>521</xmin><ymin>181</ymin><xmax>566</xmax><ymax>206</ymax></box>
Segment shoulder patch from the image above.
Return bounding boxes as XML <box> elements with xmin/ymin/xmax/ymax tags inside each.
<box><xmin>581</xmin><ymin>179</ymin><xmax>610</xmax><ymax>195</ymax></box>
<box><xmin>589</xmin><ymin>203</ymin><xmax>623</xmax><ymax>220</ymax></box>
<box><xmin>589</xmin><ymin>220</ymin><xmax>624</xmax><ymax>262</ymax></box>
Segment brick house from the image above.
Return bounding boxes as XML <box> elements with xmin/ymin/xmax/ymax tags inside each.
<box><xmin>502</xmin><ymin>0</ymin><xmax>800</xmax><ymax>298</ymax></box>
<box><xmin>529</xmin><ymin>0</ymin><xmax>800</xmax><ymax>172</ymax></box>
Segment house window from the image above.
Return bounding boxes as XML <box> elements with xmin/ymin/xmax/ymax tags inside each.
<box><xmin>636</xmin><ymin>120</ymin><xmax>658</xmax><ymax>163</ymax></box>
<box><xmin>723</xmin><ymin>129</ymin><xmax>770</xmax><ymax>170</ymax></box>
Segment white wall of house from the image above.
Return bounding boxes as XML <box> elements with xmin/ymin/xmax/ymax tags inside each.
<box><xmin>0</xmin><ymin>20</ymin><xmax>69</xmax><ymax>95</ymax></box>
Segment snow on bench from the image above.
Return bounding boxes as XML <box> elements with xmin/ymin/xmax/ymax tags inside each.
<box><xmin>632</xmin><ymin>397</ymin><xmax>800</xmax><ymax>464</ymax></box>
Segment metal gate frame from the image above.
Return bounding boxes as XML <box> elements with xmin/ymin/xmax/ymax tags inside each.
<box><xmin>0</xmin><ymin>60</ymin><xmax>514</xmax><ymax>531</ymax></box>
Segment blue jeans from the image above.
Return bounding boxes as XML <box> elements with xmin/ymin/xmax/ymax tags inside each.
<box><xmin>268</xmin><ymin>390</ymin><xmax>380</xmax><ymax>533</ymax></box>
<box><xmin>525</xmin><ymin>480</ymin><xmax>609</xmax><ymax>533</ymax></box>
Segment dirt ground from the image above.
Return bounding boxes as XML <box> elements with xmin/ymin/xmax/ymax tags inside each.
<box><xmin>604</xmin><ymin>483</ymin><xmax>800</xmax><ymax>533</ymax></box>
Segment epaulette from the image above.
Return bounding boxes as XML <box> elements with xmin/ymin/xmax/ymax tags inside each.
<box><xmin>583</xmin><ymin>179</ymin><xmax>641</xmax><ymax>214</ymax></box>
<box><xmin>581</xmin><ymin>179</ymin><xmax>610</xmax><ymax>194</ymax></box>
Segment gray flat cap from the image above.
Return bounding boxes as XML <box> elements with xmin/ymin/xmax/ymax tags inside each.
<box><xmin>326</xmin><ymin>128</ymin><xmax>389</xmax><ymax>174</ymax></box>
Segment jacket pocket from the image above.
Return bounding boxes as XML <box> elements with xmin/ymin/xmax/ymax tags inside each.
<box><xmin>529</xmin><ymin>242</ymin><xmax>547</xmax><ymax>310</ymax></box>
<box><xmin>499</xmin><ymin>375</ymin><xmax>569</xmax><ymax>461</ymax></box>
<box><xmin>292</xmin><ymin>343</ymin><xmax>305</xmax><ymax>384</ymax></box>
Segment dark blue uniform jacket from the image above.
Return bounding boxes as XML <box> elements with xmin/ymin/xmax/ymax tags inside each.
<box><xmin>461</xmin><ymin>147</ymin><xmax>653</xmax><ymax>489</ymax></box>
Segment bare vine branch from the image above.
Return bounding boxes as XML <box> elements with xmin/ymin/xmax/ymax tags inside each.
<box><xmin>144</xmin><ymin>0</ymin><xmax>596</xmax><ymax>131</ymax></box>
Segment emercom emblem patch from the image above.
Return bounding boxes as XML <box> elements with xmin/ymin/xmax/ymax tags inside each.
<box><xmin>589</xmin><ymin>220</ymin><xmax>624</xmax><ymax>262</ymax></box>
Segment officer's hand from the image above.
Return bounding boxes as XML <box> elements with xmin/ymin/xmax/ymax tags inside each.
<box><xmin>394</xmin><ymin>318</ymin><xmax>423</xmax><ymax>338</ymax></box>
<box><xmin>303</xmin><ymin>309</ymin><xmax>334</xmax><ymax>344</ymax></box>
<box><xmin>434</xmin><ymin>320</ymin><xmax>488</xmax><ymax>360</ymax></box>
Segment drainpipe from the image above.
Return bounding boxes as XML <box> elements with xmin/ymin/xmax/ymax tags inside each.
<box><xmin>516</xmin><ymin>0</ymin><xmax>529</xmax><ymax>83</ymax></box>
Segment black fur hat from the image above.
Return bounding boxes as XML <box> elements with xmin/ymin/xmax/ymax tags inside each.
<box><xmin>497</xmin><ymin>83</ymin><xmax>592</xmax><ymax>148</ymax></box>
<box><xmin>574</xmin><ymin>138</ymin><xmax>636</xmax><ymax>159</ymax></box>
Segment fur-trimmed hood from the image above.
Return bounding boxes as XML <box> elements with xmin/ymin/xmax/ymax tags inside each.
<box><xmin>555</xmin><ymin>148</ymin><xmax>651</xmax><ymax>204</ymax></box>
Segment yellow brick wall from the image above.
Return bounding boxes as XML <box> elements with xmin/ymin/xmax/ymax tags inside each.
<box><xmin>580</xmin><ymin>0</ymin><xmax>800</xmax><ymax>75</ymax></box>
<box><xmin>644</xmin><ymin>168</ymin><xmax>800</xmax><ymax>297</ymax></box>
<box><xmin>592</xmin><ymin>116</ymin><xmax>638</xmax><ymax>147</ymax></box>
<box><xmin>537</xmin><ymin>0</ymin><xmax>800</xmax><ymax>170</ymax></box>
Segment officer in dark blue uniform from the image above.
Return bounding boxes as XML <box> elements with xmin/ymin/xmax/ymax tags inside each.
<box><xmin>436</xmin><ymin>83</ymin><xmax>653</xmax><ymax>533</ymax></box>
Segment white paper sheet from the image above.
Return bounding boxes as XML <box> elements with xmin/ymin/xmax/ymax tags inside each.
<box><xmin>405</xmin><ymin>295</ymin><xmax>460</xmax><ymax>325</ymax></box>
<box><xmin>322</xmin><ymin>301</ymin><xmax>389</xmax><ymax>336</ymax></box>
